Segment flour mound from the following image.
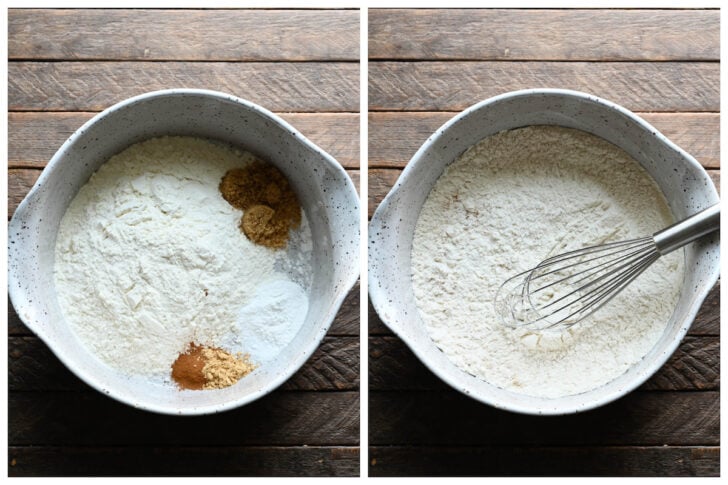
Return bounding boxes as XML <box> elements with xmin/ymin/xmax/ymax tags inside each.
<box><xmin>54</xmin><ymin>136</ymin><xmax>311</xmax><ymax>381</ymax></box>
<box><xmin>411</xmin><ymin>126</ymin><xmax>684</xmax><ymax>398</ymax></box>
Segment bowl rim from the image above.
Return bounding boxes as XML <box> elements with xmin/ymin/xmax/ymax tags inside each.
<box><xmin>9</xmin><ymin>88</ymin><xmax>360</xmax><ymax>415</ymax></box>
<box><xmin>368</xmin><ymin>88</ymin><xmax>720</xmax><ymax>415</ymax></box>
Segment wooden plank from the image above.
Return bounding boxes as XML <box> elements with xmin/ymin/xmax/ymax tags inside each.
<box><xmin>9</xmin><ymin>391</ymin><xmax>359</xmax><ymax>446</ymax></box>
<box><xmin>8</xmin><ymin>168</ymin><xmax>359</xmax><ymax>220</ymax></box>
<box><xmin>369</xmin><ymin>9</ymin><xmax>719</xmax><ymax>61</ymax></box>
<box><xmin>368</xmin><ymin>280</ymin><xmax>718</xmax><ymax>337</ymax></box>
<box><xmin>369</xmin><ymin>445</ymin><xmax>719</xmax><ymax>477</ymax></box>
<box><xmin>708</xmin><ymin>170</ymin><xmax>720</xmax><ymax>195</ymax></box>
<box><xmin>9</xmin><ymin>112</ymin><xmax>360</xmax><ymax>169</ymax></box>
<box><xmin>368</xmin><ymin>112</ymin><xmax>720</xmax><ymax>169</ymax></box>
<box><xmin>348</xmin><ymin>169</ymin><xmax>360</xmax><ymax>194</ymax></box>
<box><xmin>368</xmin><ymin>297</ymin><xmax>391</xmax><ymax>335</ymax></box>
<box><xmin>368</xmin><ymin>168</ymin><xmax>720</xmax><ymax>219</ymax></box>
<box><xmin>641</xmin><ymin>336</ymin><xmax>719</xmax><ymax>391</ymax></box>
<box><xmin>7</xmin><ymin>297</ymin><xmax>29</xmax><ymax>335</ymax></box>
<box><xmin>330</xmin><ymin>280</ymin><xmax>360</xmax><ymax>336</ymax></box>
<box><xmin>368</xmin><ymin>390</ymin><xmax>718</xmax><ymax>446</ymax></box>
<box><xmin>7</xmin><ymin>168</ymin><xmax>40</xmax><ymax>219</ymax></box>
<box><xmin>368</xmin><ymin>168</ymin><xmax>400</xmax><ymax>218</ymax></box>
<box><xmin>9</xmin><ymin>335</ymin><xmax>359</xmax><ymax>392</ymax></box>
<box><xmin>8</xmin><ymin>445</ymin><xmax>359</xmax><ymax>477</ymax></box>
<box><xmin>9</xmin><ymin>9</ymin><xmax>359</xmax><ymax>61</ymax></box>
<box><xmin>369</xmin><ymin>335</ymin><xmax>719</xmax><ymax>392</ymax></box>
<box><xmin>369</xmin><ymin>62</ymin><xmax>718</xmax><ymax>112</ymax></box>
<box><xmin>8</xmin><ymin>61</ymin><xmax>359</xmax><ymax>112</ymax></box>
<box><xmin>691</xmin><ymin>279</ymin><xmax>720</xmax><ymax>336</ymax></box>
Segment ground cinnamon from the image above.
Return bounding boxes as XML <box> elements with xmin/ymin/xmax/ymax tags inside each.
<box><xmin>171</xmin><ymin>343</ymin><xmax>207</xmax><ymax>390</ymax></box>
<box><xmin>171</xmin><ymin>342</ymin><xmax>257</xmax><ymax>390</ymax></box>
<box><xmin>219</xmin><ymin>161</ymin><xmax>301</xmax><ymax>248</ymax></box>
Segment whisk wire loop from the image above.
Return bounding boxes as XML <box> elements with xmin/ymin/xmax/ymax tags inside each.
<box><xmin>496</xmin><ymin>237</ymin><xmax>659</xmax><ymax>330</ymax></box>
<box><xmin>494</xmin><ymin>204</ymin><xmax>720</xmax><ymax>331</ymax></box>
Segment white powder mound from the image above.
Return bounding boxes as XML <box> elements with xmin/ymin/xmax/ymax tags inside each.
<box><xmin>54</xmin><ymin>136</ymin><xmax>312</xmax><ymax>381</ymax></box>
<box><xmin>411</xmin><ymin>126</ymin><xmax>684</xmax><ymax>398</ymax></box>
<box><xmin>224</xmin><ymin>279</ymin><xmax>309</xmax><ymax>364</ymax></box>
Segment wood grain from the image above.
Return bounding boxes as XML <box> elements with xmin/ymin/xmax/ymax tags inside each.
<box><xmin>8</xmin><ymin>445</ymin><xmax>359</xmax><ymax>477</ymax></box>
<box><xmin>7</xmin><ymin>169</ymin><xmax>40</xmax><ymax>219</ymax></box>
<box><xmin>369</xmin><ymin>445</ymin><xmax>719</xmax><ymax>477</ymax></box>
<box><xmin>369</xmin><ymin>112</ymin><xmax>720</xmax><ymax>169</ymax></box>
<box><xmin>8</xmin><ymin>112</ymin><xmax>360</xmax><ymax>169</ymax></box>
<box><xmin>368</xmin><ymin>390</ymin><xmax>718</xmax><ymax>446</ymax></box>
<box><xmin>8</xmin><ymin>61</ymin><xmax>359</xmax><ymax>112</ymax></box>
<box><xmin>9</xmin><ymin>391</ymin><xmax>359</xmax><ymax>446</ymax></box>
<box><xmin>641</xmin><ymin>337</ymin><xmax>720</xmax><ymax>391</ymax></box>
<box><xmin>368</xmin><ymin>168</ymin><xmax>721</xmax><ymax>218</ymax></box>
<box><xmin>368</xmin><ymin>298</ymin><xmax>389</xmax><ymax>335</ymax></box>
<box><xmin>369</xmin><ymin>9</ymin><xmax>719</xmax><ymax>61</ymax></box>
<box><xmin>369</xmin><ymin>335</ymin><xmax>719</xmax><ymax>392</ymax></box>
<box><xmin>691</xmin><ymin>280</ymin><xmax>720</xmax><ymax>336</ymax></box>
<box><xmin>367</xmin><ymin>168</ymin><xmax>400</xmax><ymax>218</ymax></box>
<box><xmin>708</xmin><ymin>171</ymin><xmax>720</xmax><ymax>195</ymax></box>
<box><xmin>369</xmin><ymin>62</ymin><xmax>718</xmax><ymax>112</ymax></box>
<box><xmin>330</xmin><ymin>280</ymin><xmax>360</xmax><ymax>336</ymax></box>
<box><xmin>9</xmin><ymin>9</ymin><xmax>359</xmax><ymax>61</ymax></box>
<box><xmin>9</xmin><ymin>336</ymin><xmax>359</xmax><ymax>392</ymax></box>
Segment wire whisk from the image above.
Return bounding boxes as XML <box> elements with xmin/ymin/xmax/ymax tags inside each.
<box><xmin>494</xmin><ymin>204</ymin><xmax>720</xmax><ymax>331</ymax></box>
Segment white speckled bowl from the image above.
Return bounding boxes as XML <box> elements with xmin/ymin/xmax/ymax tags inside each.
<box><xmin>368</xmin><ymin>89</ymin><xmax>719</xmax><ymax>415</ymax></box>
<box><xmin>9</xmin><ymin>89</ymin><xmax>360</xmax><ymax>415</ymax></box>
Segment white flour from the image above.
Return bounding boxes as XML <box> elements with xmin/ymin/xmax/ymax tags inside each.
<box><xmin>54</xmin><ymin>136</ymin><xmax>311</xmax><ymax>382</ymax></box>
<box><xmin>411</xmin><ymin>126</ymin><xmax>684</xmax><ymax>398</ymax></box>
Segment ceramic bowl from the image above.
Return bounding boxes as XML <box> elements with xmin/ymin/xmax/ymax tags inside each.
<box><xmin>368</xmin><ymin>88</ymin><xmax>719</xmax><ymax>415</ymax></box>
<box><xmin>8</xmin><ymin>89</ymin><xmax>360</xmax><ymax>415</ymax></box>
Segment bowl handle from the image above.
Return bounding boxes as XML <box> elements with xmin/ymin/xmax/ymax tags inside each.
<box><xmin>8</xmin><ymin>186</ymin><xmax>50</xmax><ymax>340</ymax></box>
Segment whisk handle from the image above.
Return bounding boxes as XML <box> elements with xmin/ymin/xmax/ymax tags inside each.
<box><xmin>653</xmin><ymin>203</ymin><xmax>720</xmax><ymax>255</ymax></box>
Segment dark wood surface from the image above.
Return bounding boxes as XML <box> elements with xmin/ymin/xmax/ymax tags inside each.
<box><xmin>368</xmin><ymin>8</ymin><xmax>720</xmax><ymax>477</ymax></box>
<box><xmin>7</xmin><ymin>8</ymin><xmax>360</xmax><ymax>477</ymax></box>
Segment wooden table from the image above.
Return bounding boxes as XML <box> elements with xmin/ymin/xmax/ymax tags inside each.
<box><xmin>368</xmin><ymin>8</ymin><xmax>719</xmax><ymax>477</ymax></box>
<box><xmin>8</xmin><ymin>8</ymin><xmax>360</xmax><ymax>477</ymax></box>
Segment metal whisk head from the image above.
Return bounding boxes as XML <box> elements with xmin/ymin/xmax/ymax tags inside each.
<box><xmin>494</xmin><ymin>204</ymin><xmax>720</xmax><ymax>331</ymax></box>
<box><xmin>494</xmin><ymin>237</ymin><xmax>660</xmax><ymax>331</ymax></box>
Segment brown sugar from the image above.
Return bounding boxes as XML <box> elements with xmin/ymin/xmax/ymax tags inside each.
<box><xmin>171</xmin><ymin>342</ymin><xmax>257</xmax><ymax>390</ymax></box>
<box><xmin>219</xmin><ymin>161</ymin><xmax>302</xmax><ymax>248</ymax></box>
<box><xmin>241</xmin><ymin>204</ymin><xmax>289</xmax><ymax>248</ymax></box>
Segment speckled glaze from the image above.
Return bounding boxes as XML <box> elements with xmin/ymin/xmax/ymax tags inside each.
<box><xmin>368</xmin><ymin>89</ymin><xmax>720</xmax><ymax>415</ymax></box>
<box><xmin>8</xmin><ymin>89</ymin><xmax>360</xmax><ymax>415</ymax></box>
